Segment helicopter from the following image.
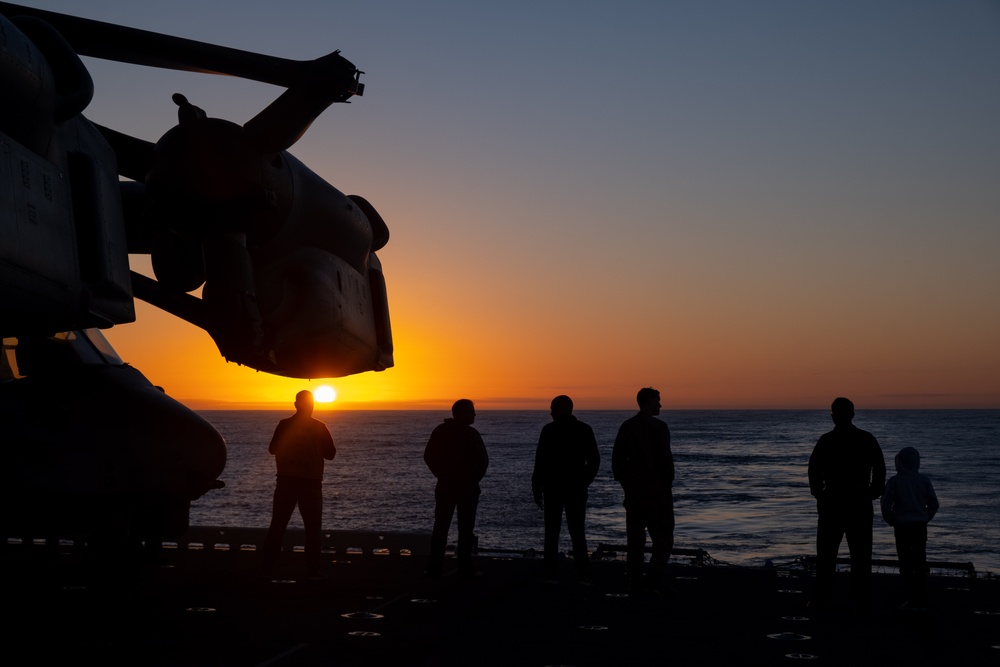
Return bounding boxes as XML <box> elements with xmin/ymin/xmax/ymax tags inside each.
<box><xmin>0</xmin><ymin>3</ymin><xmax>393</xmax><ymax>542</ymax></box>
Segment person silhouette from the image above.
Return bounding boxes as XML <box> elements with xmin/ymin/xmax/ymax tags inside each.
<box><xmin>807</xmin><ymin>397</ymin><xmax>886</xmax><ymax>610</ymax></box>
<box><xmin>612</xmin><ymin>387</ymin><xmax>675</xmax><ymax>596</ymax></box>
<box><xmin>423</xmin><ymin>399</ymin><xmax>489</xmax><ymax>579</ymax></box>
<box><xmin>881</xmin><ymin>446</ymin><xmax>939</xmax><ymax>610</ymax></box>
<box><xmin>532</xmin><ymin>395</ymin><xmax>600</xmax><ymax>586</ymax></box>
<box><xmin>260</xmin><ymin>390</ymin><xmax>336</xmax><ymax>578</ymax></box>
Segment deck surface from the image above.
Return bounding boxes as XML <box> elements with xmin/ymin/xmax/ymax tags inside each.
<box><xmin>3</xmin><ymin>537</ymin><xmax>997</xmax><ymax>666</ymax></box>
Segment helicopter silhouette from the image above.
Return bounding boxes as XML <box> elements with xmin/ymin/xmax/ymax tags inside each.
<box><xmin>0</xmin><ymin>3</ymin><xmax>393</xmax><ymax>541</ymax></box>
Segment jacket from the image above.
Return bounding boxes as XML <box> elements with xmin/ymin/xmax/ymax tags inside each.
<box><xmin>808</xmin><ymin>423</ymin><xmax>885</xmax><ymax>504</ymax></box>
<box><xmin>423</xmin><ymin>418</ymin><xmax>489</xmax><ymax>491</ymax></box>
<box><xmin>531</xmin><ymin>415</ymin><xmax>600</xmax><ymax>496</ymax></box>
<box><xmin>881</xmin><ymin>446</ymin><xmax>939</xmax><ymax>526</ymax></box>
<box><xmin>612</xmin><ymin>412</ymin><xmax>674</xmax><ymax>503</ymax></box>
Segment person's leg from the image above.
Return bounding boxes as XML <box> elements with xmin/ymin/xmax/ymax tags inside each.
<box><xmin>645</xmin><ymin>496</ymin><xmax>675</xmax><ymax>584</ymax></box>
<box><xmin>912</xmin><ymin>523</ymin><xmax>929</xmax><ymax>606</ymax></box>
<box><xmin>298</xmin><ymin>479</ymin><xmax>324</xmax><ymax>575</ymax></box>
<box><xmin>811</xmin><ymin>507</ymin><xmax>844</xmax><ymax>607</ymax></box>
<box><xmin>845</xmin><ymin>508</ymin><xmax>874</xmax><ymax>610</ymax></box>
<box><xmin>455</xmin><ymin>489</ymin><xmax>481</xmax><ymax>575</ymax></box>
<box><xmin>897</xmin><ymin>523</ymin><xmax>929</xmax><ymax>606</ymax></box>
<box><xmin>427</xmin><ymin>485</ymin><xmax>456</xmax><ymax>577</ymax></box>
<box><xmin>261</xmin><ymin>477</ymin><xmax>298</xmax><ymax>575</ymax></box>
<box><xmin>894</xmin><ymin>525</ymin><xmax>914</xmax><ymax>603</ymax></box>
<box><xmin>625</xmin><ymin>503</ymin><xmax>647</xmax><ymax>590</ymax></box>
<box><xmin>564</xmin><ymin>492</ymin><xmax>590</xmax><ymax>579</ymax></box>
<box><xmin>542</xmin><ymin>493</ymin><xmax>564</xmax><ymax>579</ymax></box>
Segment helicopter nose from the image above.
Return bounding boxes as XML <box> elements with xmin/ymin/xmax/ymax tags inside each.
<box><xmin>125</xmin><ymin>376</ymin><xmax>227</xmax><ymax>500</ymax></box>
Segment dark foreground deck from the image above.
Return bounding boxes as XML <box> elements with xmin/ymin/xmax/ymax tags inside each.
<box><xmin>3</xmin><ymin>531</ymin><xmax>997</xmax><ymax>666</ymax></box>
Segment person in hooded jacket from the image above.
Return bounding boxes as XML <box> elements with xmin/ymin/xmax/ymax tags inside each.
<box><xmin>881</xmin><ymin>446</ymin><xmax>939</xmax><ymax>610</ymax></box>
<box><xmin>423</xmin><ymin>399</ymin><xmax>489</xmax><ymax>578</ymax></box>
<box><xmin>532</xmin><ymin>395</ymin><xmax>600</xmax><ymax>585</ymax></box>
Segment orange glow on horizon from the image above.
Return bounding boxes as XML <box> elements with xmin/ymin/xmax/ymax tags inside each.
<box><xmin>103</xmin><ymin>297</ymin><xmax>1000</xmax><ymax>412</ymax></box>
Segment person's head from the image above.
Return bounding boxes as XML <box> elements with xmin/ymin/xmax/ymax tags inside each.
<box><xmin>295</xmin><ymin>390</ymin><xmax>315</xmax><ymax>416</ymax></box>
<box><xmin>550</xmin><ymin>395</ymin><xmax>574</xmax><ymax>419</ymax></box>
<box><xmin>895</xmin><ymin>446</ymin><xmax>921</xmax><ymax>473</ymax></box>
<box><xmin>830</xmin><ymin>397</ymin><xmax>854</xmax><ymax>426</ymax></box>
<box><xmin>452</xmin><ymin>398</ymin><xmax>476</xmax><ymax>425</ymax></box>
<box><xmin>636</xmin><ymin>387</ymin><xmax>661</xmax><ymax>416</ymax></box>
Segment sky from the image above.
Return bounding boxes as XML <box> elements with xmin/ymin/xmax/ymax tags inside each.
<box><xmin>10</xmin><ymin>1</ymin><xmax>1000</xmax><ymax>410</ymax></box>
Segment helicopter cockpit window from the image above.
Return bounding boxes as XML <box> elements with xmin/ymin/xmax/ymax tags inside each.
<box><xmin>80</xmin><ymin>328</ymin><xmax>125</xmax><ymax>365</ymax></box>
<box><xmin>1</xmin><ymin>330</ymin><xmax>125</xmax><ymax>379</ymax></box>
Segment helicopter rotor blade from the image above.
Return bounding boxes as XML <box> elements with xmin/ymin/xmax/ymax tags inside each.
<box><xmin>0</xmin><ymin>2</ymin><xmax>357</xmax><ymax>92</ymax></box>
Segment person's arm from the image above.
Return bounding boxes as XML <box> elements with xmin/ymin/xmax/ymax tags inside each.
<box><xmin>663</xmin><ymin>425</ymin><xmax>675</xmax><ymax>485</ymax></box>
<box><xmin>321</xmin><ymin>424</ymin><xmax>336</xmax><ymax>461</ymax></box>
<box><xmin>807</xmin><ymin>440</ymin><xmax>824</xmax><ymax>498</ymax></box>
<box><xmin>926</xmin><ymin>479</ymin><xmax>940</xmax><ymax>521</ymax></box>
<box><xmin>473</xmin><ymin>431</ymin><xmax>489</xmax><ymax>481</ymax></box>
<box><xmin>584</xmin><ymin>424</ymin><xmax>600</xmax><ymax>486</ymax></box>
<box><xmin>880</xmin><ymin>478</ymin><xmax>896</xmax><ymax>525</ymax></box>
<box><xmin>611</xmin><ymin>428</ymin><xmax>624</xmax><ymax>483</ymax></box>
<box><xmin>611</xmin><ymin>423</ymin><xmax>629</xmax><ymax>490</ymax></box>
<box><xmin>531</xmin><ymin>428</ymin><xmax>546</xmax><ymax>508</ymax></box>
<box><xmin>268</xmin><ymin>420</ymin><xmax>287</xmax><ymax>455</ymax></box>
<box><xmin>870</xmin><ymin>439</ymin><xmax>887</xmax><ymax>499</ymax></box>
<box><xmin>423</xmin><ymin>431</ymin><xmax>441</xmax><ymax>478</ymax></box>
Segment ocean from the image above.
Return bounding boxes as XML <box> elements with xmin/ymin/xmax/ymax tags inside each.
<box><xmin>190</xmin><ymin>409</ymin><xmax>1000</xmax><ymax>573</ymax></box>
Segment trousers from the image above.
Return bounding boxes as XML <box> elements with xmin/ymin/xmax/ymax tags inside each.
<box><xmin>894</xmin><ymin>523</ymin><xmax>929</xmax><ymax>605</ymax></box>
<box><xmin>427</xmin><ymin>483</ymin><xmax>480</xmax><ymax>575</ymax></box>
<box><xmin>812</xmin><ymin>500</ymin><xmax>873</xmax><ymax>608</ymax></box>
<box><xmin>260</xmin><ymin>476</ymin><xmax>323</xmax><ymax>575</ymax></box>
<box><xmin>625</xmin><ymin>495</ymin><xmax>674</xmax><ymax>585</ymax></box>
<box><xmin>542</xmin><ymin>490</ymin><xmax>590</xmax><ymax>578</ymax></box>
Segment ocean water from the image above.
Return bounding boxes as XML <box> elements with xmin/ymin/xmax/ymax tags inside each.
<box><xmin>190</xmin><ymin>409</ymin><xmax>1000</xmax><ymax>573</ymax></box>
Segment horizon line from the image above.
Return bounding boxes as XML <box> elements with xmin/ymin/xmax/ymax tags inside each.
<box><xmin>181</xmin><ymin>401</ymin><xmax>1000</xmax><ymax>411</ymax></box>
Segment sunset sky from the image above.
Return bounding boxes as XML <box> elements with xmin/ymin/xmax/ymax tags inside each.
<box><xmin>15</xmin><ymin>1</ymin><xmax>1000</xmax><ymax>410</ymax></box>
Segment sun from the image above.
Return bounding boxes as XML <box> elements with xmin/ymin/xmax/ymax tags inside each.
<box><xmin>314</xmin><ymin>385</ymin><xmax>337</xmax><ymax>403</ymax></box>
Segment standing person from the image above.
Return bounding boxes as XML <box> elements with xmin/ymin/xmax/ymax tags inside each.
<box><xmin>532</xmin><ymin>395</ymin><xmax>601</xmax><ymax>586</ymax></box>
<box><xmin>424</xmin><ymin>399</ymin><xmax>489</xmax><ymax>579</ymax></box>
<box><xmin>260</xmin><ymin>390</ymin><xmax>336</xmax><ymax>578</ymax></box>
<box><xmin>881</xmin><ymin>446</ymin><xmax>939</xmax><ymax>611</ymax></box>
<box><xmin>807</xmin><ymin>397</ymin><xmax>886</xmax><ymax>611</ymax></box>
<box><xmin>612</xmin><ymin>387</ymin><xmax>675</xmax><ymax>596</ymax></box>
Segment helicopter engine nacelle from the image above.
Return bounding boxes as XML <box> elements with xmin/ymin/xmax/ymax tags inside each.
<box><xmin>140</xmin><ymin>101</ymin><xmax>393</xmax><ymax>377</ymax></box>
